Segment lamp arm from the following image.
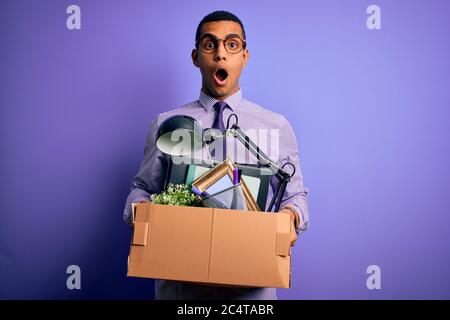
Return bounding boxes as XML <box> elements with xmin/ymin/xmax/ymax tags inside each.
<box><xmin>227</xmin><ymin>125</ymin><xmax>290</xmax><ymax>178</ymax></box>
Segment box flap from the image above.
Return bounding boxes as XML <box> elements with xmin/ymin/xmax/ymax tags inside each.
<box><xmin>276</xmin><ymin>213</ymin><xmax>291</xmax><ymax>257</ymax></box>
<box><xmin>132</xmin><ymin>222</ymin><xmax>149</xmax><ymax>246</ymax></box>
<box><xmin>276</xmin><ymin>232</ymin><xmax>290</xmax><ymax>256</ymax></box>
<box><xmin>128</xmin><ymin>203</ymin><xmax>214</xmax><ymax>283</ymax></box>
<box><xmin>131</xmin><ymin>203</ymin><xmax>137</xmax><ymax>223</ymax></box>
<box><xmin>208</xmin><ymin>209</ymin><xmax>291</xmax><ymax>288</ymax></box>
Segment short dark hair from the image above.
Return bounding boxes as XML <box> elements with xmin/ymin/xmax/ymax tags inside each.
<box><xmin>195</xmin><ymin>10</ymin><xmax>246</xmax><ymax>43</ymax></box>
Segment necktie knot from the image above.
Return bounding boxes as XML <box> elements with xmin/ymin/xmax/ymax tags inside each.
<box><xmin>211</xmin><ymin>101</ymin><xmax>228</xmax><ymax>133</ymax></box>
<box><xmin>213</xmin><ymin>101</ymin><xmax>228</xmax><ymax>115</ymax></box>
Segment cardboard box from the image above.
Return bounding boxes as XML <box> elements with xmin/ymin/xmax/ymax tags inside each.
<box><xmin>127</xmin><ymin>203</ymin><xmax>292</xmax><ymax>288</ymax></box>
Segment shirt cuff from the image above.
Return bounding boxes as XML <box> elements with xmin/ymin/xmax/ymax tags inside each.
<box><xmin>282</xmin><ymin>204</ymin><xmax>308</xmax><ymax>232</ymax></box>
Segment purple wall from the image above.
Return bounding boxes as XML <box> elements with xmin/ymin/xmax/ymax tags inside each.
<box><xmin>1</xmin><ymin>0</ymin><xmax>449</xmax><ymax>299</ymax></box>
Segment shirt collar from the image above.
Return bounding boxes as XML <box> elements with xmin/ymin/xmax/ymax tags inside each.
<box><xmin>199</xmin><ymin>88</ymin><xmax>243</xmax><ymax>111</ymax></box>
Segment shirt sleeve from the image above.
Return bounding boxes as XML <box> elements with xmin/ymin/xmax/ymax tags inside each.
<box><xmin>270</xmin><ymin>116</ymin><xmax>310</xmax><ymax>233</ymax></box>
<box><xmin>123</xmin><ymin>116</ymin><xmax>169</xmax><ymax>224</ymax></box>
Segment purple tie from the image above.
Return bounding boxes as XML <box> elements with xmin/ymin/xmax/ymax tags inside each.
<box><xmin>211</xmin><ymin>101</ymin><xmax>228</xmax><ymax>160</ymax></box>
<box><xmin>212</xmin><ymin>101</ymin><xmax>228</xmax><ymax>132</ymax></box>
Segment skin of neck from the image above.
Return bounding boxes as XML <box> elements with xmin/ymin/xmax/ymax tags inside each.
<box><xmin>201</xmin><ymin>83</ymin><xmax>240</xmax><ymax>101</ymax></box>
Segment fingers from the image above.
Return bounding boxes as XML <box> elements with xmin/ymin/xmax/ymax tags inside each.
<box><xmin>290</xmin><ymin>232</ymin><xmax>298</xmax><ymax>247</ymax></box>
<box><xmin>290</xmin><ymin>222</ymin><xmax>298</xmax><ymax>247</ymax></box>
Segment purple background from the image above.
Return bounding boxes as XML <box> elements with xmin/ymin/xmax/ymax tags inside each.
<box><xmin>1</xmin><ymin>0</ymin><xmax>449</xmax><ymax>299</ymax></box>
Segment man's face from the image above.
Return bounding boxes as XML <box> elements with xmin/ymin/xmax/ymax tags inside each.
<box><xmin>192</xmin><ymin>20</ymin><xmax>249</xmax><ymax>100</ymax></box>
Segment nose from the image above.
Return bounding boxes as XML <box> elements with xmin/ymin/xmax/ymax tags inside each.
<box><xmin>214</xmin><ymin>40</ymin><xmax>227</xmax><ymax>61</ymax></box>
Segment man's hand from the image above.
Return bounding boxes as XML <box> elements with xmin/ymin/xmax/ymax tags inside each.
<box><xmin>279</xmin><ymin>208</ymin><xmax>298</xmax><ymax>247</ymax></box>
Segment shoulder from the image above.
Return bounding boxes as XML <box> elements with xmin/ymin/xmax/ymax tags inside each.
<box><xmin>240</xmin><ymin>98</ymin><xmax>289</xmax><ymax>128</ymax></box>
<box><xmin>153</xmin><ymin>100</ymin><xmax>200</xmax><ymax>125</ymax></box>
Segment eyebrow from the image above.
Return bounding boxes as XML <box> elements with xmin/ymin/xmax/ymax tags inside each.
<box><xmin>198</xmin><ymin>33</ymin><xmax>242</xmax><ymax>41</ymax></box>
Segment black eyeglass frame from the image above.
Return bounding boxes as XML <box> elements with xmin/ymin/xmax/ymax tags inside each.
<box><xmin>195</xmin><ymin>34</ymin><xmax>247</xmax><ymax>54</ymax></box>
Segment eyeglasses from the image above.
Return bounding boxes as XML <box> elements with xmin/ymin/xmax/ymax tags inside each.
<box><xmin>196</xmin><ymin>36</ymin><xmax>246</xmax><ymax>54</ymax></box>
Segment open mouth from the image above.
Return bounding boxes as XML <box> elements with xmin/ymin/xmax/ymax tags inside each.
<box><xmin>214</xmin><ymin>68</ymin><xmax>228</xmax><ymax>82</ymax></box>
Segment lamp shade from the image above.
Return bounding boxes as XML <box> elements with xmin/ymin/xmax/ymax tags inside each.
<box><xmin>156</xmin><ymin>115</ymin><xmax>204</xmax><ymax>156</ymax></box>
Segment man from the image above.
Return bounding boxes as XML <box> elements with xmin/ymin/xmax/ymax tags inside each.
<box><xmin>123</xmin><ymin>10</ymin><xmax>309</xmax><ymax>300</ymax></box>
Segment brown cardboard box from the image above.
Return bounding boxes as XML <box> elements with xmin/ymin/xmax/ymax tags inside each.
<box><xmin>127</xmin><ymin>203</ymin><xmax>291</xmax><ymax>288</ymax></box>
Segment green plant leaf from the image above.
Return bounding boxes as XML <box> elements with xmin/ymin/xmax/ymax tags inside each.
<box><xmin>150</xmin><ymin>183</ymin><xmax>204</xmax><ymax>207</ymax></box>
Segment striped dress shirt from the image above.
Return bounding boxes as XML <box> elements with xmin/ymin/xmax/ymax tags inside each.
<box><xmin>123</xmin><ymin>88</ymin><xmax>309</xmax><ymax>300</ymax></box>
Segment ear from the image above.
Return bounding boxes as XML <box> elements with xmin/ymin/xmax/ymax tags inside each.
<box><xmin>192</xmin><ymin>49</ymin><xmax>200</xmax><ymax>68</ymax></box>
<box><xmin>242</xmin><ymin>49</ymin><xmax>249</xmax><ymax>68</ymax></box>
